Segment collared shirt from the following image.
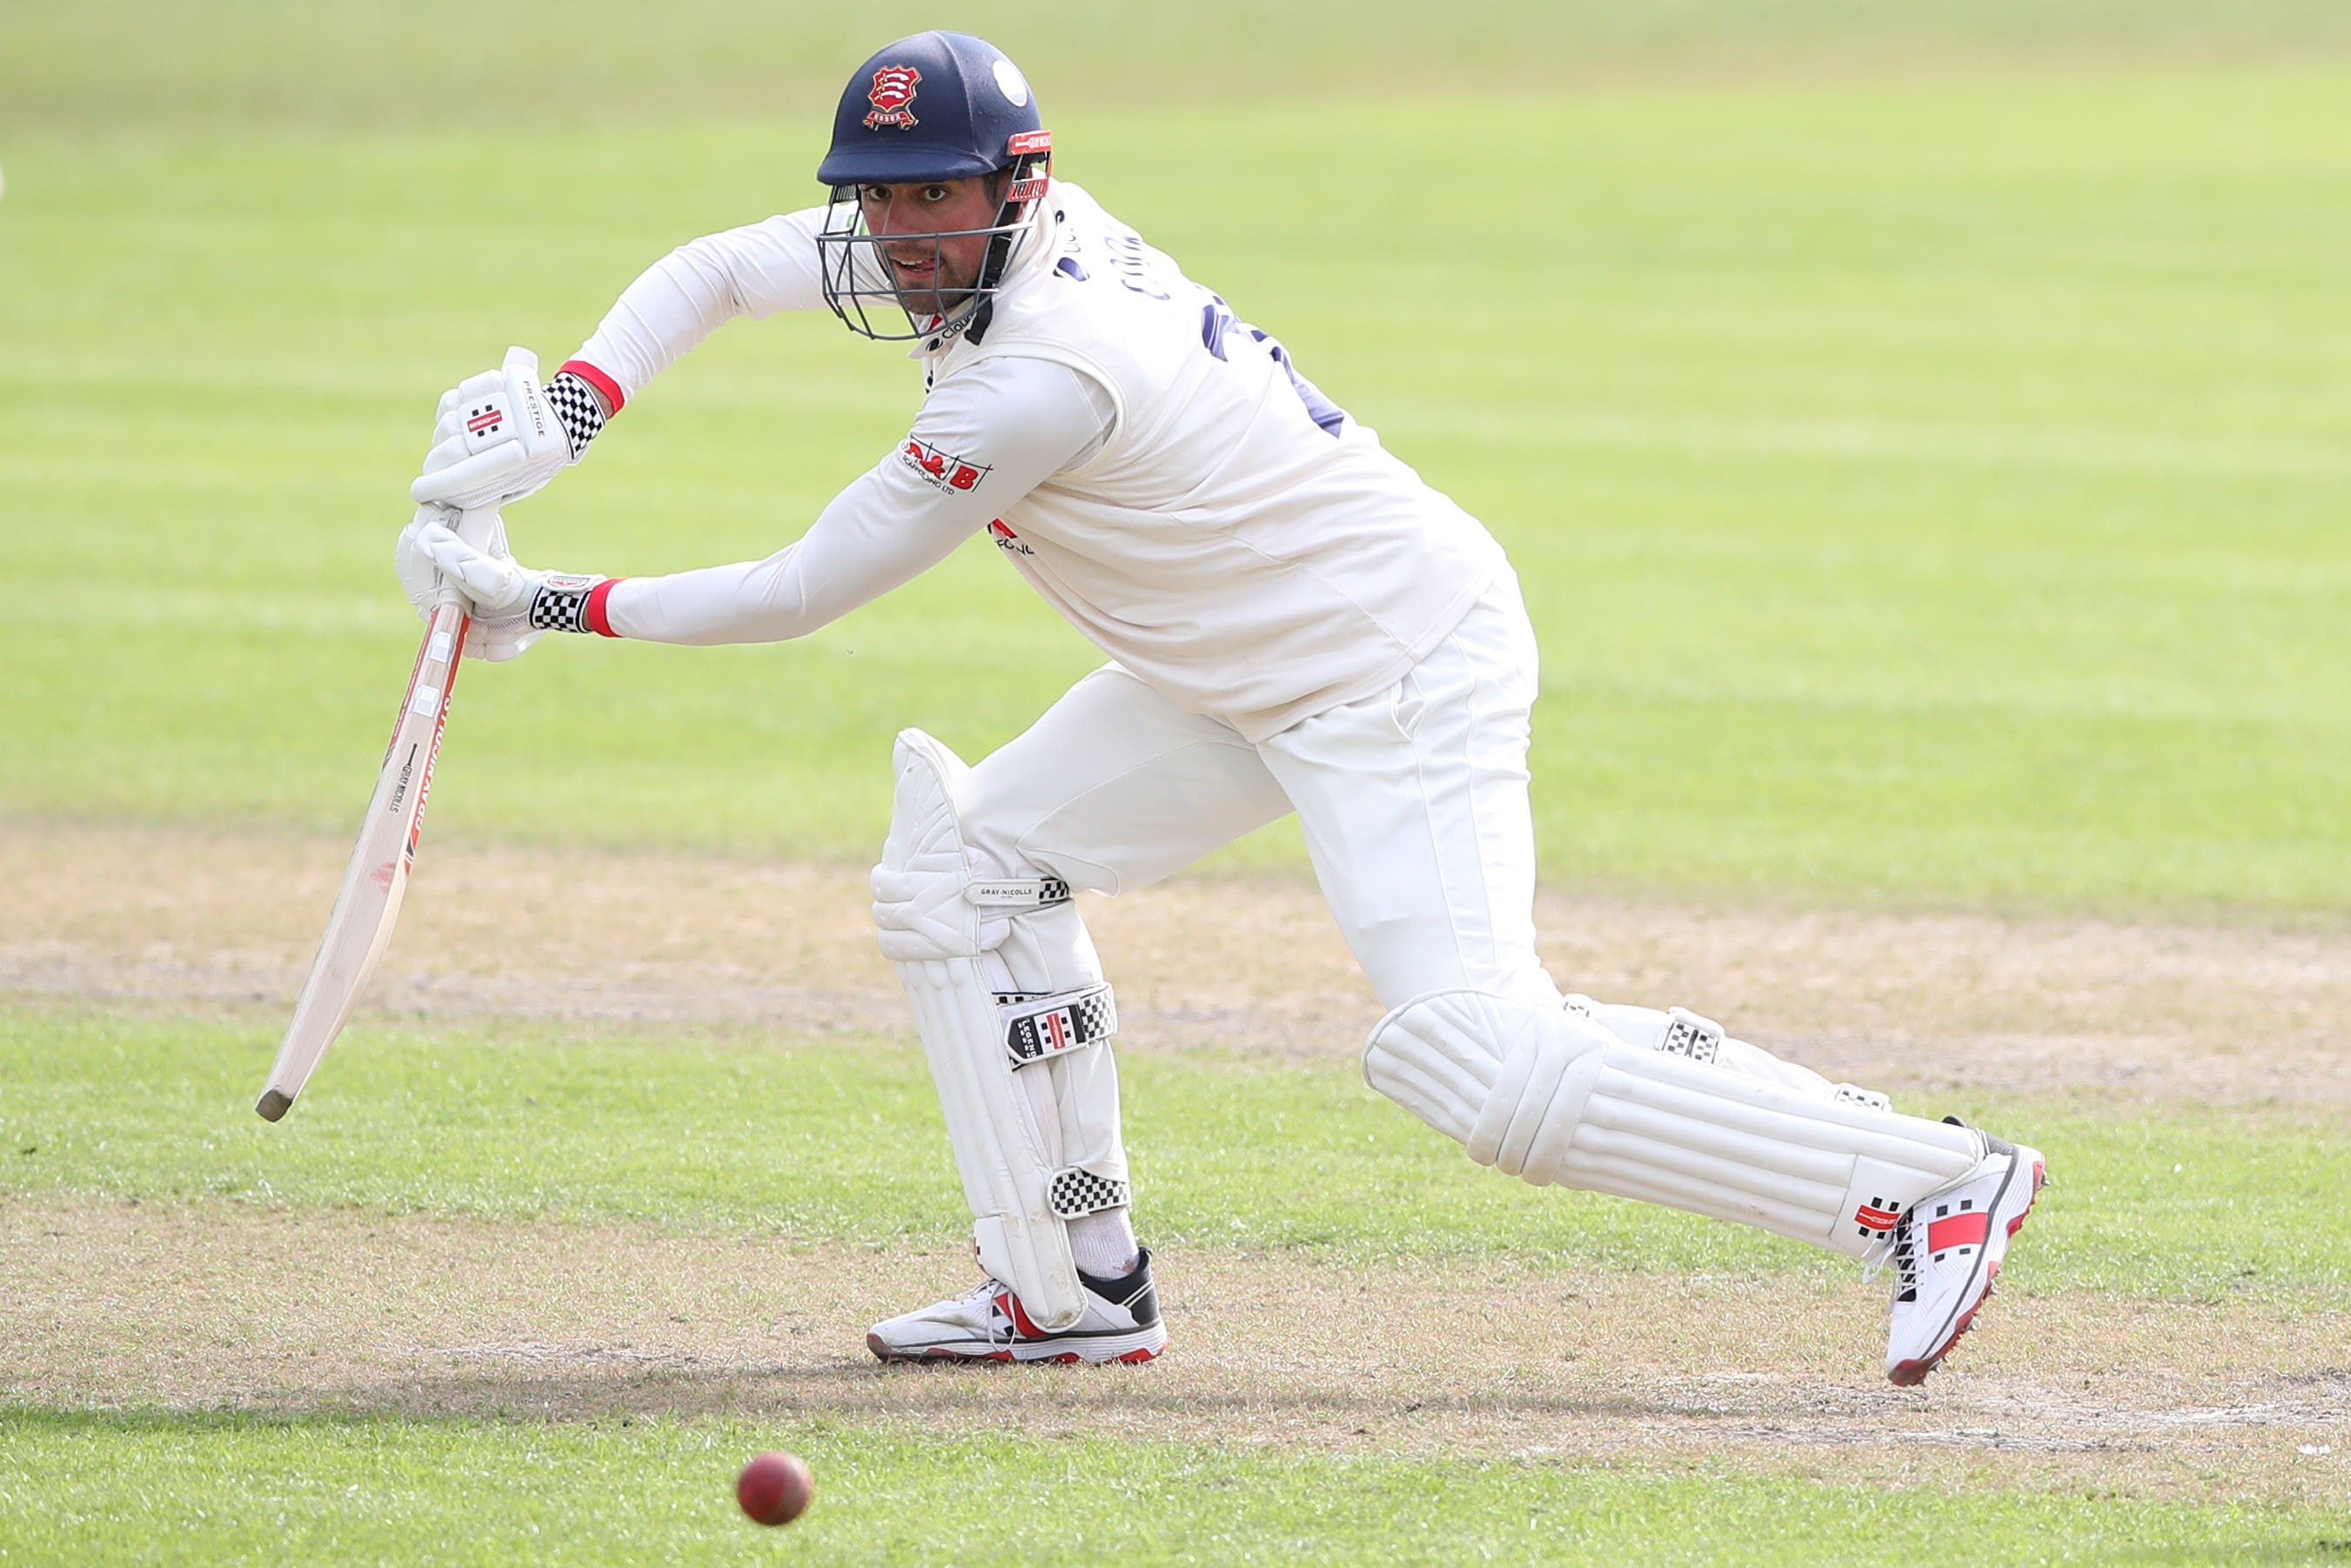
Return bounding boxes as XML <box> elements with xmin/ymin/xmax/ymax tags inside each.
<box><xmin>569</xmin><ymin>183</ymin><xmax>1506</xmax><ymax>740</ymax></box>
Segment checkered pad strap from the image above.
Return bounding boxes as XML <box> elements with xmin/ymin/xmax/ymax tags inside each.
<box><xmin>526</xmin><ymin>573</ymin><xmax>607</xmax><ymax>633</ymax></box>
<box><xmin>1048</xmin><ymin>1167</ymin><xmax>1131</xmax><ymax>1218</ymax></box>
<box><xmin>1001</xmin><ymin>982</ymin><xmax>1117</xmax><ymax>1067</ymax></box>
<box><xmin>1658</xmin><ymin>1007</ymin><xmax>1723</xmax><ymax>1065</ymax></box>
<box><xmin>543</xmin><ymin>371</ymin><xmax>606</xmax><ymax>460</ymax></box>
<box><xmin>1834</xmin><ymin>1082</ymin><xmax>1892</xmax><ymax>1112</ymax></box>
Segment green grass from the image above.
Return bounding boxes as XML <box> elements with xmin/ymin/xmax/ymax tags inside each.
<box><xmin>5</xmin><ymin>1008</ymin><xmax>2343</xmax><ymax>1302</ymax></box>
<box><xmin>6</xmin><ymin>67</ymin><xmax>2350</xmax><ymax>915</ymax></box>
<box><xmin>11</xmin><ymin>0</ymin><xmax>2351</xmax><ymax>134</ymax></box>
<box><xmin>5</xmin><ymin>1410</ymin><xmax>2345</xmax><ymax>1568</ymax></box>
<box><xmin>7</xmin><ymin>9</ymin><xmax>2349</xmax><ymax>1558</ymax></box>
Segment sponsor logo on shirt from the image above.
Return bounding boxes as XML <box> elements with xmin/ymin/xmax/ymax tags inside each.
<box><xmin>987</xmin><ymin>519</ymin><xmax>1032</xmax><ymax>556</ymax></box>
<box><xmin>901</xmin><ymin>439</ymin><xmax>991</xmax><ymax>493</ymax></box>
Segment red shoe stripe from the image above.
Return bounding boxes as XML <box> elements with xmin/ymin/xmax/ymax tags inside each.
<box><xmin>1927</xmin><ymin>1211</ymin><xmax>1991</xmax><ymax>1253</ymax></box>
<box><xmin>999</xmin><ymin>1290</ymin><xmax>1048</xmax><ymax>1339</ymax></box>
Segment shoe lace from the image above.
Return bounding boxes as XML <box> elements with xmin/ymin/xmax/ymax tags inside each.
<box><xmin>1860</xmin><ymin>1221</ymin><xmax>1921</xmax><ymax>1303</ymax></box>
<box><xmin>954</xmin><ymin>1276</ymin><xmax>1016</xmax><ymax>1344</ymax></box>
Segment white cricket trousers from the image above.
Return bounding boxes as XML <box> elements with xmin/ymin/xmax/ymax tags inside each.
<box><xmin>956</xmin><ymin>570</ymin><xmax>1562</xmax><ymax>1014</ymax></box>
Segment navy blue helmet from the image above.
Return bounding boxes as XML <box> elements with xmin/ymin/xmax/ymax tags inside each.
<box><xmin>816</xmin><ymin>30</ymin><xmax>1044</xmax><ymax>186</ymax></box>
<box><xmin>814</xmin><ymin>32</ymin><xmax>1054</xmax><ymax>344</ymax></box>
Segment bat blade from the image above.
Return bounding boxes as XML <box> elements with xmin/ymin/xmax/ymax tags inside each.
<box><xmin>256</xmin><ymin>507</ymin><xmax>492</xmax><ymax>1121</ymax></box>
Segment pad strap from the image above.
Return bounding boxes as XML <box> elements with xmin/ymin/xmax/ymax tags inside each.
<box><xmin>1658</xmin><ymin>1006</ymin><xmax>1724</xmax><ymax>1065</ymax></box>
<box><xmin>1048</xmin><ymin>1167</ymin><xmax>1131</xmax><ymax>1217</ymax></box>
<box><xmin>1001</xmin><ymin>982</ymin><xmax>1117</xmax><ymax>1066</ymax></box>
<box><xmin>967</xmin><ymin>877</ymin><xmax>1072</xmax><ymax>909</ymax></box>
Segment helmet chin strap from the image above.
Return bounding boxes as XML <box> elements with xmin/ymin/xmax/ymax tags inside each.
<box><xmin>922</xmin><ymin>171</ymin><xmax>1051</xmax><ymax>350</ymax></box>
<box><xmin>961</xmin><ymin>147</ymin><xmax>1053</xmax><ymax>346</ymax></box>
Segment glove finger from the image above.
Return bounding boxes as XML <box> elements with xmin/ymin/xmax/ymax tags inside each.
<box><xmin>455</xmin><ymin>368</ymin><xmax>506</xmax><ymax>400</ymax></box>
<box><xmin>411</xmin><ymin>442</ymin><xmax>526</xmax><ymax>505</ymax></box>
<box><xmin>410</xmin><ymin>466</ymin><xmax>459</xmax><ymax>505</ymax></box>
<box><xmin>501</xmin><ymin>345</ymin><xmax>543</xmax><ymax>384</ymax></box>
<box><xmin>460</xmin><ymin>614</ymin><xmax>532</xmax><ymax>660</ymax></box>
<box><xmin>456</xmin><ymin>556</ymin><xmax>521</xmax><ymax>604</ymax></box>
<box><xmin>477</xmin><ymin>627</ymin><xmax>544</xmax><ymax>664</ymax></box>
<box><xmin>436</xmin><ymin>386</ymin><xmax>463</xmax><ymax>421</ymax></box>
<box><xmin>394</xmin><ymin>518</ymin><xmax>445</xmax><ymax>618</ymax></box>
<box><xmin>418</xmin><ymin>433</ymin><xmax>470</xmax><ymax>477</ymax></box>
<box><xmin>421</xmin><ymin>532</ymin><xmax>494</xmax><ymax>593</ymax></box>
<box><xmin>424</xmin><ymin>531</ymin><xmax>526</xmax><ymax>609</ymax></box>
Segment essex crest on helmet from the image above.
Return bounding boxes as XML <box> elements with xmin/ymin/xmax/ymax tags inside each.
<box><xmin>863</xmin><ymin>65</ymin><xmax>922</xmax><ymax>130</ymax></box>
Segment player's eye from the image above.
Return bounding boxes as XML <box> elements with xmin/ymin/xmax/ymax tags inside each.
<box><xmin>922</xmin><ymin>186</ymin><xmax>951</xmax><ymax>202</ymax></box>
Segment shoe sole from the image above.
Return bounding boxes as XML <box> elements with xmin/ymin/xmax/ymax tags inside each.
<box><xmin>867</xmin><ymin>1325</ymin><xmax>1166</xmax><ymax>1366</ymax></box>
<box><xmin>1886</xmin><ymin>1149</ymin><xmax>2046</xmax><ymax>1387</ymax></box>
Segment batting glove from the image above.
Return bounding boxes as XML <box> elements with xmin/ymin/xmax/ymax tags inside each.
<box><xmin>400</xmin><ymin>509</ymin><xmax>613</xmax><ymax>661</ymax></box>
<box><xmin>409</xmin><ymin>345</ymin><xmax>608</xmax><ymax>513</ymax></box>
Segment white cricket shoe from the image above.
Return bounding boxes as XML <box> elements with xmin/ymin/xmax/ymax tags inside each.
<box><xmin>867</xmin><ymin>1249</ymin><xmax>1167</xmax><ymax>1365</ymax></box>
<box><xmin>1883</xmin><ymin>1127</ymin><xmax>2047</xmax><ymax>1386</ymax></box>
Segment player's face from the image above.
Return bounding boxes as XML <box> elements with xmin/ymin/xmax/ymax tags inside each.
<box><xmin>859</xmin><ymin>176</ymin><xmax>1004</xmax><ymax>321</ymax></box>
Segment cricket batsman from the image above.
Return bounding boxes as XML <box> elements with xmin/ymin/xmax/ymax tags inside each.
<box><xmin>398</xmin><ymin>31</ymin><xmax>2046</xmax><ymax>1383</ymax></box>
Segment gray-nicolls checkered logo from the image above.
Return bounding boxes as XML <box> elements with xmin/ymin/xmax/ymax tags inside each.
<box><xmin>1002</xmin><ymin>983</ymin><xmax>1116</xmax><ymax>1065</ymax></box>
<box><xmin>1659</xmin><ymin>1008</ymin><xmax>1722</xmax><ymax>1064</ymax></box>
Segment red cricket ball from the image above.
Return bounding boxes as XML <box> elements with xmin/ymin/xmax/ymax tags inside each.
<box><xmin>736</xmin><ymin>1450</ymin><xmax>814</xmax><ymax>1527</ymax></box>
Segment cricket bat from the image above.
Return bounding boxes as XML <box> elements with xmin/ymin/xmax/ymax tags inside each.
<box><xmin>255</xmin><ymin>505</ymin><xmax>499</xmax><ymax>1122</ymax></box>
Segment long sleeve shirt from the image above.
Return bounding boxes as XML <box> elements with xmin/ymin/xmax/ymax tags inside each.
<box><xmin>566</xmin><ymin>184</ymin><xmax>1506</xmax><ymax>740</ymax></box>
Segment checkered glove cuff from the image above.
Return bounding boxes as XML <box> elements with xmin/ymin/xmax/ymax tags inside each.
<box><xmin>544</xmin><ymin>371</ymin><xmax>607</xmax><ymax>461</ymax></box>
<box><xmin>526</xmin><ymin>573</ymin><xmax>608</xmax><ymax>634</ymax></box>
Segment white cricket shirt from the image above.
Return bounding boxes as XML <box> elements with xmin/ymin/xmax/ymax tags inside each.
<box><xmin>572</xmin><ymin>182</ymin><xmax>1506</xmax><ymax>740</ymax></box>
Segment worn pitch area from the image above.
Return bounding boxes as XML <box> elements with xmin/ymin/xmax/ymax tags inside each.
<box><xmin>5</xmin><ymin>822</ymin><xmax>2347</xmax><ymax>1505</ymax></box>
<box><xmin>8</xmin><ymin>822</ymin><xmax>2348</xmax><ymax>1103</ymax></box>
<box><xmin>8</xmin><ymin>1197</ymin><xmax>2346</xmax><ymax>1504</ymax></box>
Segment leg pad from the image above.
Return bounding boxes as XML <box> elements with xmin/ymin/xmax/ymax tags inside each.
<box><xmin>1366</xmin><ymin>988</ymin><xmax>1982</xmax><ymax>1259</ymax></box>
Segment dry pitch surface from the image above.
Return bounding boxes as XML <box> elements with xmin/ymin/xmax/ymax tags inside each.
<box><xmin>5</xmin><ymin>822</ymin><xmax>2348</xmax><ymax>1507</ymax></box>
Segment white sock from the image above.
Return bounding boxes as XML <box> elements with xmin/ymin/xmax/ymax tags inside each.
<box><xmin>1066</xmin><ymin>1207</ymin><xmax>1139</xmax><ymax>1279</ymax></box>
